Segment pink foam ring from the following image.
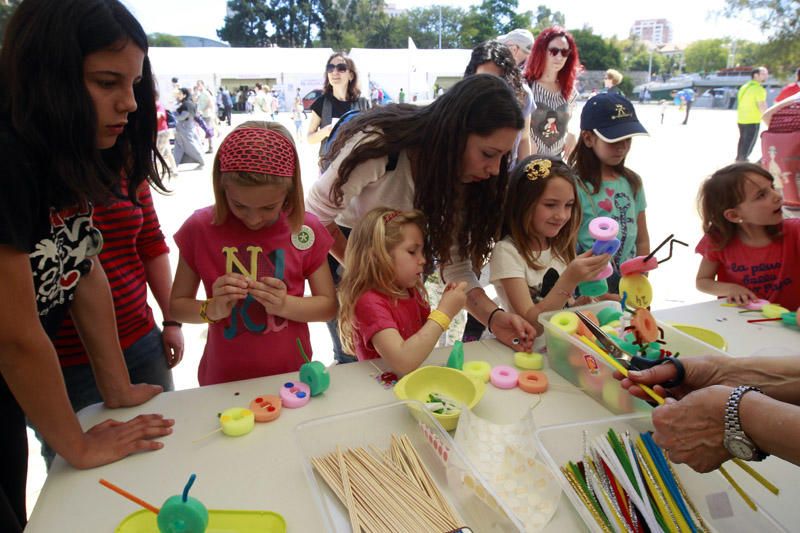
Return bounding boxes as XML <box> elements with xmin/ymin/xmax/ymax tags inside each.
<box><xmin>594</xmin><ymin>262</ymin><xmax>614</xmax><ymax>281</ymax></box>
<box><xmin>620</xmin><ymin>255</ymin><xmax>659</xmax><ymax>277</ymax></box>
<box><xmin>744</xmin><ymin>298</ymin><xmax>770</xmax><ymax>311</ymax></box>
<box><xmin>490</xmin><ymin>365</ymin><xmax>519</xmax><ymax>390</ymax></box>
<box><xmin>588</xmin><ymin>217</ymin><xmax>619</xmax><ymax>241</ymax></box>
<box><xmin>279</xmin><ymin>381</ymin><xmax>311</xmax><ymax>408</ymax></box>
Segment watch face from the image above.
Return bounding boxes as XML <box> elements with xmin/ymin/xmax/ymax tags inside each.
<box><xmin>726</xmin><ymin>436</ymin><xmax>755</xmax><ymax>460</ymax></box>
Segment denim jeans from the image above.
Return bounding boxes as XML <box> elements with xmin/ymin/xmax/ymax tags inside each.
<box><xmin>33</xmin><ymin>326</ymin><xmax>174</xmax><ymax>469</ymax></box>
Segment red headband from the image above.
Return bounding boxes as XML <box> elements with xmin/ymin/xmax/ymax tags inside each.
<box><xmin>383</xmin><ymin>210</ymin><xmax>402</xmax><ymax>224</ymax></box>
<box><xmin>218</xmin><ymin>128</ymin><xmax>296</xmax><ymax>177</ymax></box>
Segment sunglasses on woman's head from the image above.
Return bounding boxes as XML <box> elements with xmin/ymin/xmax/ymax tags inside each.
<box><xmin>547</xmin><ymin>47</ymin><xmax>570</xmax><ymax>58</ymax></box>
<box><xmin>326</xmin><ymin>63</ymin><xmax>348</xmax><ymax>73</ymax></box>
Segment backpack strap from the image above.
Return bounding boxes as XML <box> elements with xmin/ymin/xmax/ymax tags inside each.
<box><xmin>321</xmin><ymin>94</ymin><xmax>333</xmax><ymax>127</ymax></box>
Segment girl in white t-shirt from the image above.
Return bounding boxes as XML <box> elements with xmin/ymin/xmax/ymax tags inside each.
<box><xmin>490</xmin><ymin>156</ymin><xmax>610</xmax><ymax>336</ymax></box>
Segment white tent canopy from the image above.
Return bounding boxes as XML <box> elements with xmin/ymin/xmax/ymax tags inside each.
<box><xmin>149</xmin><ymin>46</ymin><xmax>473</xmax><ymax>107</ymax></box>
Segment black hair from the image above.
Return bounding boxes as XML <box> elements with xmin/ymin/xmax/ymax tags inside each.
<box><xmin>326</xmin><ymin>74</ymin><xmax>524</xmax><ymax>271</ymax></box>
<box><xmin>0</xmin><ymin>0</ymin><xmax>166</xmax><ymax>207</ymax></box>
<box><xmin>463</xmin><ymin>40</ymin><xmax>525</xmax><ymax>105</ymax></box>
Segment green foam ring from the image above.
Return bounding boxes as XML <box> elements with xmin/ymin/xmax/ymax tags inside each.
<box><xmin>299</xmin><ymin>361</ymin><xmax>330</xmax><ymax>396</ymax></box>
<box><xmin>596</xmin><ymin>307</ymin><xmax>623</xmax><ymax>326</ymax></box>
<box><xmin>781</xmin><ymin>312</ymin><xmax>798</xmax><ymax>327</ymax></box>
<box><xmin>577</xmin><ymin>279</ymin><xmax>608</xmax><ymax>298</ymax></box>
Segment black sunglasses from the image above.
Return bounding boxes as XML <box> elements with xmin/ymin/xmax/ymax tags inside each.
<box><xmin>326</xmin><ymin>63</ymin><xmax>349</xmax><ymax>73</ymax></box>
<box><xmin>547</xmin><ymin>47</ymin><xmax>570</xmax><ymax>58</ymax></box>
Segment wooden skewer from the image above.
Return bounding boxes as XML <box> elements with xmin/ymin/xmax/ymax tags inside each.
<box><xmin>99</xmin><ymin>479</ymin><xmax>160</xmax><ymax>515</ymax></box>
<box><xmin>746</xmin><ymin>317</ymin><xmax>782</xmax><ymax>323</ymax></box>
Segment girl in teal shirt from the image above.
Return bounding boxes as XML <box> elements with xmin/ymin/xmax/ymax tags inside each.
<box><xmin>569</xmin><ymin>93</ymin><xmax>651</xmax><ymax>293</ymax></box>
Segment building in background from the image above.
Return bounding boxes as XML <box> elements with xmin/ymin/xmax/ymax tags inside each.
<box><xmin>630</xmin><ymin>19</ymin><xmax>673</xmax><ymax>46</ymax></box>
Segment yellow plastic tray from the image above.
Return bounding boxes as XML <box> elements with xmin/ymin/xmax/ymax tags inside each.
<box><xmin>116</xmin><ymin>509</ymin><xmax>286</xmax><ymax>532</ymax></box>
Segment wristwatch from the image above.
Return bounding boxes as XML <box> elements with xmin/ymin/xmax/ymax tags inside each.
<box><xmin>723</xmin><ymin>385</ymin><xmax>768</xmax><ymax>461</ymax></box>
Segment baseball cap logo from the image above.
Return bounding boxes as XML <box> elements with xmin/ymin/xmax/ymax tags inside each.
<box><xmin>612</xmin><ymin>104</ymin><xmax>632</xmax><ymax>120</ymax></box>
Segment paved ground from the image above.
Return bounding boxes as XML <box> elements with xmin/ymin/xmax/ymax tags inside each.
<box><xmin>25</xmin><ymin>101</ymin><xmax>776</xmax><ymax>515</ymax></box>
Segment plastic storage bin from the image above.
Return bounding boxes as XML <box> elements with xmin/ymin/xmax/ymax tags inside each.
<box><xmin>539</xmin><ymin>302</ymin><xmax>729</xmax><ymax>414</ymax></box>
<box><xmin>295</xmin><ymin>400</ymin><xmax>524</xmax><ymax>532</ymax></box>
<box><xmin>535</xmin><ymin>414</ymin><xmax>787</xmax><ymax>533</ymax></box>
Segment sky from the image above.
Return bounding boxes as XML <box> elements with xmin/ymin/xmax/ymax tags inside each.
<box><xmin>122</xmin><ymin>0</ymin><xmax>767</xmax><ymax>46</ymax></box>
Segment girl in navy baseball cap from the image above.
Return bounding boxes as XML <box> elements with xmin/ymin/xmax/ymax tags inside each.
<box><xmin>568</xmin><ymin>93</ymin><xmax>650</xmax><ymax>293</ymax></box>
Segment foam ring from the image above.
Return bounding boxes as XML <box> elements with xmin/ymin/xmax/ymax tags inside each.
<box><xmin>248</xmin><ymin>394</ymin><xmax>282</xmax><ymax>423</ymax></box>
<box><xmin>463</xmin><ymin>360</ymin><xmax>491</xmax><ymax>383</ymax></box>
<box><xmin>743</xmin><ymin>298</ymin><xmax>770</xmax><ymax>311</ymax></box>
<box><xmin>550</xmin><ymin>311</ymin><xmax>579</xmax><ymax>335</ymax></box>
<box><xmin>620</xmin><ymin>255</ymin><xmax>659</xmax><ymax>276</ymax></box>
<box><xmin>592</xmin><ymin>238</ymin><xmax>621</xmax><ymax>256</ymax></box>
<box><xmin>588</xmin><ymin>217</ymin><xmax>619</xmax><ymax>240</ymax></box>
<box><xmin>219</xmin><ymin>407</ymin><xmax>255</xmax><ymax>437</ymax></box>
<box><xmin>630</xmin><ymin>308</ymin><xmax>659</xmax><ymax>343</ymax></box>
<box><xmin>490</xmin><ymin>365</ymin><xmax>519</xmax><ymax>389</ymax></box>
<box><xmin>518</xmin><ymin>371</ymin><xmax>548</xmax><ymax>393</ymax></box>
<box><xmin>514</xmin><ymin>352</ymin><xmax>544</xmax><ymax>370</ymax></box>
<box><xmin>594</xmin><ymin>262</ymin><xmax>614</xmax><ymax>281</ymax></box>
<box><xmin>596</xmin><ymin>307</ymin><xmax>623</xmax><ymax>326</ymax></box>
<box><xmin>762</xmin><ymin>303</ymin><xmax>789</xmax><ymax>319</ymax></box>
<box><xmin>578</xmin><ymin>279</ymin><xmax>608</xmax><ymax>298</ymax></box>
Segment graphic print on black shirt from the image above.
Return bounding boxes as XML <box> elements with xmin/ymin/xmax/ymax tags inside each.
<box><xmin>529</xmin><ymin>267</ymin><xmax>561</xmax><ymax>302</ymax></box>
<box><xmin>31</xmin><ymin>207</ymin><xmax>96</xmax><ymax>333</ymax></box>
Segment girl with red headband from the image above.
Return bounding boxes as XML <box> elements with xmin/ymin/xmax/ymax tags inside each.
<box><xmin>169</xmin><ymin>122</ymin><xmax>337</xmax><ymax>385</ymax></box>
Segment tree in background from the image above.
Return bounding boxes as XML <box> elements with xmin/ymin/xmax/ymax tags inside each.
<box><xmin>722</xmin><ymin>0</ymin><xmax>799</xmax><ymax>76</ymax></box>
<box><xmin>0</xmin><ymin>0</ymin><xmax>21</xmax><ymax>43</ymax></box>
<box><xmin>218</xmin><ymin>0</ymin><xmax>326</xmax><ymax>47</ymax></box>
<box><xmin>531</xmin><ymin>5</ymin><xmax>565</xmax><ymax>35</ymax></box>
<box><xmin>570</xmin><ymin>27</ymin><xmax>622</xmax><ymax>71</ymax></box>
<box><xmin>148</xmin><ymin>33</ymin><xmax>183</xmax><ymax>47</ymax></box>
<box><xmin>683</xmin><ymin>39</ymin><xmax>727</xmax><ymax>74</ymax></box>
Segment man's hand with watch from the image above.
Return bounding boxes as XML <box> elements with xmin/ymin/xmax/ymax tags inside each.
<box><xmin>723</xmin><ymin>385</ymin><xmax>769</xmax><ymax>462</ymax></box>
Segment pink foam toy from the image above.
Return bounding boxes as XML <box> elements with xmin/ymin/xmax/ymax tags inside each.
<box><xmin>620</xmin><ymin>255</ymin><xmax>659</xmax><ymax>276</ymax></box>
<box><xmin>594</xmin><ymin>262</ymin><xmax>614</xmax><ymax>281</ymax></box>
<box><xmin>490</xmin><ymin>365</ymin><xmax>519</xmax><ymax>390</ymax></box>
<box><xmin>588</xmin><ymin>217</ymin><xmax>619</xmax><ymax>240</ymax></box>
<box><xmin>743</xmin><ymin>299</ymin><xmax>770</xmax><ymax>311</ymax></box>
<box><xmin>279</xmin><ymin>381</ymin><xmax>311</xmax><ymax>408</ymax></box>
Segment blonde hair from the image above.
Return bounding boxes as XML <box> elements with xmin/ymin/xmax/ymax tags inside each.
<box><xmin>211</xmin><ymin>121</ymin><xmax>305</xmax><ymax>232</ymax></box>
<box><xmin>605</xmin><ymin>69</ymin><xmax>623</xmax><ymax>85</ymax></box>
<box><xmin>338</xmin><ymin>207</ymin><xmax>427</xmax><ymax>355</ymax></box>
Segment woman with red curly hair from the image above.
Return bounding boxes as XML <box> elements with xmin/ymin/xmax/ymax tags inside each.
<box><xmin>524</xmin><ymin>26</ymin><xmax>580</xmax><ymax>159</ymax></box>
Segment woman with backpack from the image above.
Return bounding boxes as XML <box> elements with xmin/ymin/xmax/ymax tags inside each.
<box><xmin>307</xmin><ymin>53</ymin><xmax>370</xmax><ymax>154</ymax></box>
<box><xmin>306</xmin><ymin>75</ymin><xmax>537</xmax><ymax>363</ymax></box>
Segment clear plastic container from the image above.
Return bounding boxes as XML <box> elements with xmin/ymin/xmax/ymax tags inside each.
<box><xmin>294</xmin><ymin>400</ymin><xmax>524</xmax><ymax>532</ymax></box>
<box><xmin>534</xmin><ymin>414</ymin><xmax>788</xmax><ymax>533</ymax></box>
<box><xmin>538</xmin><ymin>302</ymin><xmax>729</xmax><ymax>415</ymax></box>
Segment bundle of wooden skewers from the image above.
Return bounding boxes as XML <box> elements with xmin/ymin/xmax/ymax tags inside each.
<box><xmin>311</xmin><ymin>434</ymin><xmax>464</xmax><ymax>533</ymax></box>
<box><xmin>563</xmin><ymin>428</ymin><xmax>712</xmax><ymax>533</ymax></box>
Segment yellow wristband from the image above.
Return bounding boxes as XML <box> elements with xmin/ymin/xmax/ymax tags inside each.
<box><xmin>428</xmin><ymin>309</ymin><xmax>451</xmax><ymax>332</ymax></box>
<box><xmin>199</xmin><ymin>299</ymin><xmax>218</xmax><ymax>324</ymax></box>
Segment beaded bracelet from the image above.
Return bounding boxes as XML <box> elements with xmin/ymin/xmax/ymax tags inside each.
<box><xmin>487</xmin><ymin>307</ymin><xmax>504</xmax><ymax>334</ymax></box>
<box><xmin>427</xmin><ymin>309</ymin><xmax>451</xmax><ymax>332</ymax></box>
<box><xmin>199</xmin><ymin>299</ymin><xmax>218</xmax><ymax>324</ymax></box>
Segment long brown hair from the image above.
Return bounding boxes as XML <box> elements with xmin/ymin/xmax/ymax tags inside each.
<box><xmin>697</xmin><ymin>163</ymin><xmax>781</xmax><ymax>250</ymax></box>
<box><xmin>568</xmin><ymin>130</ymin><xmax>643</xmax><ymax>197</ymax></box>
<box><xmin>325</xmin><ymin>74</ymin><xmax>524</xmax><ymax>272</ymax></box>
<box><xmin>338</xmin><ymin>207</ymin><xmax>428</xmax><ymax>355</ymax></box>
<box><xmin>503</xmin><ymin>157</ymin><xmax>581</xmax><ymax>269</ymax></box>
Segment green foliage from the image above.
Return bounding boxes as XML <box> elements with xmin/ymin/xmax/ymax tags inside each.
<box><xmin>0</xmin><ymin>0</ymin><xmax>21</xmax><ymax>43</ymax></box>
<box><xmin>721</xmin><ymin>0</ymin><xmax>799</xmax><ymax>76</ymax></box>
<box><xmin>531</xmin><ymin>5</ymin><xmax>565</xmax><ymax>35</ymax></box>
<box><xmin>570</xmin><ymin>28</ymin><xmax>622</xmax><ymax>71</ymax></box>
<box><xmin>683</xmin><ymin>39</ymin><xmax>727</xmax><ymax>73</ymax></box>
<box><xmin>218</xmin><ymin>0</ymin><xmax>325</xmax><ymax>47</ymax></box>
<box><xmin>148</xmin><ymin>33</ymin><xmax>183</xmax><ymax>47</ymax></box>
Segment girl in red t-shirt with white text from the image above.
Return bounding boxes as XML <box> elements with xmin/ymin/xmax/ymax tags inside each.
<box><xmin>696</xmin><ymin>162</ymin><xmax>800</xmax><ymax>309</ymax></box>
<box><xmin>170</xmin><ymin>122</ymin><xmax>336</xmax><ymax>385</ymax></box>
<box><xmin>337</xmin><ymin>207</ymin><xmax>467</xmax><ymax>375</ymax></box>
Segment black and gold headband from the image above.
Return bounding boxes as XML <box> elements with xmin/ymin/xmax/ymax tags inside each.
<box><xmin>525</xmin><ymin>159</ymin><xmax>552</xmax><ymax>181</ymax></box>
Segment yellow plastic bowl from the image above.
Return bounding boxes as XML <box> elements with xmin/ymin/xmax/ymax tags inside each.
<box><xmin>670</xmin><ymin>324</ymin><xmax>727</xmax><ymax>351</ymax></box>
<box><xmin>393</xmin><ymin>366</ymin><xmax>486</xmax><ymax>431</ymax></box>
